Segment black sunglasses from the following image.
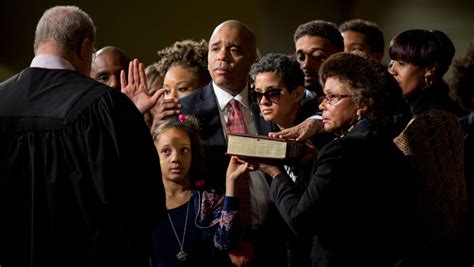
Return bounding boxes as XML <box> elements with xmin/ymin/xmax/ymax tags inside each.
<box><xmin>253</xmin><ymin>87</ymin><xmax>284</xmax><ymax>104</ymax></box>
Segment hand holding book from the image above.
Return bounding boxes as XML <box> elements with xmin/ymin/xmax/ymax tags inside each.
<box><xmin>227</xmin><ymin>155</ymin><xmax>283</xmax><ymax>180</ymax></box>
<box><xmin>225</xmin><ymin>156</ymin><xmax>259</xmax><ymax>197</ymax></box>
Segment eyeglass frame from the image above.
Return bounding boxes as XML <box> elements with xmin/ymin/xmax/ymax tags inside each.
<box><xmin>252</xmin><ymin>87</ymin><xmax>286</xmax><ymax>104</ymax></box>
<box><xmin>318</xmin><ymin>94</ymin><xmax>353</xmax><ymax>105</ymax></box>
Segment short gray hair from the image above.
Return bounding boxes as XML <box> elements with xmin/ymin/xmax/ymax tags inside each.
<box><xmin>34</xmin><ymin>6</ymin><xmax>95</xmax><ymax>53</ymax></box>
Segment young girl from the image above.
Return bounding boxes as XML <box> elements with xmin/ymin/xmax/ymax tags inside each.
<box><xmin>150</xmin><ymin>115</ymin><xmax>247</xmax><ymax>267</ymax></box>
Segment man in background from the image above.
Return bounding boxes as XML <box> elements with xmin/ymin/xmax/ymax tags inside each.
<box><xmin>90</xmin><ymin>45</ymin><xmax>130</xmax><ymax>89</ymax></box>
<box><xmin>293</xmin><ymin>20</ymin><xmax>344</xmax><ymax>100</ymax></box>
<box><xmin>339</xmin><ymin>18</ymin><xmax>385</xmax><ymax>63</ymax></box>
<box><xmin>270</xmin><ymin>20</ymin><xmax>343</xmax><ymax>140</ymax></box>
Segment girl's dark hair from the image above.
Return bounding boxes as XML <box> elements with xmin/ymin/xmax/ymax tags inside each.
<box><xmin>389</xmin><ymin>29</ymin><xmax>455</xmax><ymax>77</ymax></box>
<box><xmin>150</xmin><ymin>116</ymin><xmax>206</xmax><ymax>186</ymax></box>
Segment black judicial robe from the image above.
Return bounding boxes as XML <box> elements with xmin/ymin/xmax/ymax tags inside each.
<box><xmin>0</xmin><ymin>68</ymin><xmax>165</xmax><ymax>267</ymax></box>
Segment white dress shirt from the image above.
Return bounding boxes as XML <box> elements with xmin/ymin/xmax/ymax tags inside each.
<box><xmin>213</xmin><ymin>82</ymin><xmax>257</xmax><ymax>137</ymax></box>
<box><xmin>212</xmin><ymin>82</ymin><xmax>272</xmax><ymax>228</ymax></box>
<box><xmin>30</xmin><ymin>54</ymin><xmax>75</xmax><ymax>70</ymax></box>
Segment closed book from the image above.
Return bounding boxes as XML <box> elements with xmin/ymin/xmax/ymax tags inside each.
<box><xmin>226</xmin><ymin>133</ymin><xmax>305</xmax><ymax>161</ymax></box>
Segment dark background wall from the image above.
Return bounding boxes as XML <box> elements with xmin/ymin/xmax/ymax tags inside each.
<box><xmin>1</xmin><ymin>0</ymin><xmax>473</xmax><ymax>81</ymax></box>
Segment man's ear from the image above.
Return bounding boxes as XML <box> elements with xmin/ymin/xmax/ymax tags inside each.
<box><xmin>79</xmin><ymin>37</ymin><xmax>93</xmax><ymax>61</ymax></box>
<box><xmin>292</xmin><ymin>86</ymin><xmax>305</xmax><ymax>102</ymax></box>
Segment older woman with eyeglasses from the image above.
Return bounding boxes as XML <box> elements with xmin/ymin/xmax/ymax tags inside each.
<box><xmin>229</xmin><ymin>52</ymin><xmax>418</xmax><ymax>266</ymax></box>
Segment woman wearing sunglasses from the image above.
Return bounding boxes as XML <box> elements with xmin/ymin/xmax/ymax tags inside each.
<box><xmin>250</xmin><ymin>53</ymin><xmax>306</xmax><ymax>132</ymax></box>
<box><xmin>230</xmin><ymin>53</ymin><xmax>418</xmax><ymax>266</ymax></box>
<box><xmin>248</xmin><ymin>53</ymin><xmax>327</xmax><ymax>267</ymax></box>
<box><xmin>249</xmin><ymin>53</ymin><xmax>323</xmax><ymax>186</ymax></box>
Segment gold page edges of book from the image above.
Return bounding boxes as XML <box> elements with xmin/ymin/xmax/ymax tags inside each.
<box><xmin>226</xmin><ymin>134</ymin><xmax>305</xmax><ymax>160</ymax></box>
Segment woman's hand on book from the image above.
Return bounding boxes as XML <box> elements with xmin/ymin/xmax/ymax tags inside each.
<box><xmin>268</xmin><ymin>118</ymin><xmax>323</xmax><ymax>141</ymax></box>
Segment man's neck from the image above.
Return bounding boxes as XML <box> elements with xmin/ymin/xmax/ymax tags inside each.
<box><xmin>221</xmin><ymin>86</ymin><xmax>244</xmax><ymax>96</ymax></box>
<box><xmin>30</xmin><ymin>54</ymin><xmax>75</xmax><ymax>71</ymax></box>
<box><xmin>34</xmin><ymin>42</ymin><xmax>87</xmax><ymax>75</ymax></box>
<box><xmin>305</xmin><ymin>84</ymin><xmax>323</xmax><ymax>98</ymax></box>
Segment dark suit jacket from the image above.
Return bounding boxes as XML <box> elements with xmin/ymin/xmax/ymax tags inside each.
<box><xmin>271</xmin><ymin>120</ymin><xmax>417</xmax><ymax>267</ymax></box>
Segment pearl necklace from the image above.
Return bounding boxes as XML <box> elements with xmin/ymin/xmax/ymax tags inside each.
<box><xmin>167</xmin><ymin>200</ymin><xmax>190</xmax><ymax>261</ymax></box>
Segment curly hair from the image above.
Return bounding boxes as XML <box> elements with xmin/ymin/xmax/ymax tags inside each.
<box><xmin>451</xmin><ymin>43</ymin><xmax>474</xmax><ymax>112</ymax></box>
<box><xmin>150</xmin><ymin>115</ymin><xmax>206</xmax><ymax>185</ymax></box>
<box><xmin>293</xmin><ymin>20</ymin><xmax>344</xmax><ymax>52</ymax></box>
<box><xmin>339</xmin><ymin>18</ymin><xmax>385</xmax><ymax>54</ymax></box>
<box><xmin>155</xmin><ymin>39</ymin><xmax>211</xmax><ymax>86</ymax></box>
<box><xmin>320</xmin><ymin>52</ymin><xmax>402</xmax><ymax>125</ymax></box>
<box><xmin>249</xmin><ymin>53</ymin><xmax>304</xmax><ymax>91</ymax></box>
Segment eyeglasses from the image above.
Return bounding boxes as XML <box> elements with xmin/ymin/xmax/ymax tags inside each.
<box><xmin>253</xmin><ymin>87</ymin><xmax>285</xmax><ymax>104</ymax></box>
<box><xmin>318</xmin><ymin>94</ymin><xmax>353</xmax><ymax>105</ymax></box>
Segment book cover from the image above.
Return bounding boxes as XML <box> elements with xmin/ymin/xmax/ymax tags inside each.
<box><xmin>226</xmin><ymin>133</ymin><xmax>306</xmax><ymax>161</ymax></box>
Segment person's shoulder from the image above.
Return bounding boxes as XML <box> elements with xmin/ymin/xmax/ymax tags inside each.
<box><xmin>64</xmin><ymin>77</ymin><xmax>139</xmax><ymax>123</ymax></box>
<box><xmin>179</xmin><ymin>82</ymin><xmax>216</xmax><ymax>114</ymax></box>
<box><xmin>180</xmin><ymin>83</ymin><xmax>212</xmax><ymax>104</ymax></box>
<box><xmin>321</xmin><ymin>122</ymin><xmax>383</xmax><ymax>154</ymax></box>
<box><xmin>0</xmin><ymin>69</ymin><xmax>25</xmax><ymax>87</ymax></box>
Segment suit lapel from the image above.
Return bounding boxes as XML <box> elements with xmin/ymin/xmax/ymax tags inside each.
<box><xmin>196</xmin><ymin>83</ymin><xmax>227</xmax><ymax>146</ymax></box>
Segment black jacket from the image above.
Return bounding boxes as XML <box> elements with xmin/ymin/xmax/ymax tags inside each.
<box><xmin>271</xmin><ymin>119</ymin><xmax>417</xmax><ymax>266</ymax></box>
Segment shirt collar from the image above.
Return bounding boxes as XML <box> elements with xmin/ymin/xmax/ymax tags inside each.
<box><xmin>212</xmin><ymin>81</ymin><xmax>250</xmax><ymax>111</ymax></box>
<box><xmin>30</xmin><ymin>54</ymin><xmax>76</xmax><ymax>71</ymax></box>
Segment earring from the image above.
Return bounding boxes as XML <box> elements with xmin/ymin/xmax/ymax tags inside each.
<box><xmin>424</xmin><ymin>75</ymin><xmax>433</xmax><ymax>87</ymax></box>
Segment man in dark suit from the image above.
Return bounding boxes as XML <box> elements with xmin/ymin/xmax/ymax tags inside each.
<box><xmin>179</xmin><ymin>20</ymin><xmax>288</xmax><ymax>266</ymax></box>
<box><xmin>0</xmin><ymin>6</ymin><xmax>165</xmax><ymax>267</ymax></box>
<box><xmin>180</xmin><ymin>20</ymin><xmax>274</xmax><ymax>186</ymax></box>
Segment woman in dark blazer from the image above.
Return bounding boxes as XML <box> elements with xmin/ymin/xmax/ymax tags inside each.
<box><xmin>229</xmin><ymin>53</ymin><xmax>418</xmax><ymax>266</ymax></box>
